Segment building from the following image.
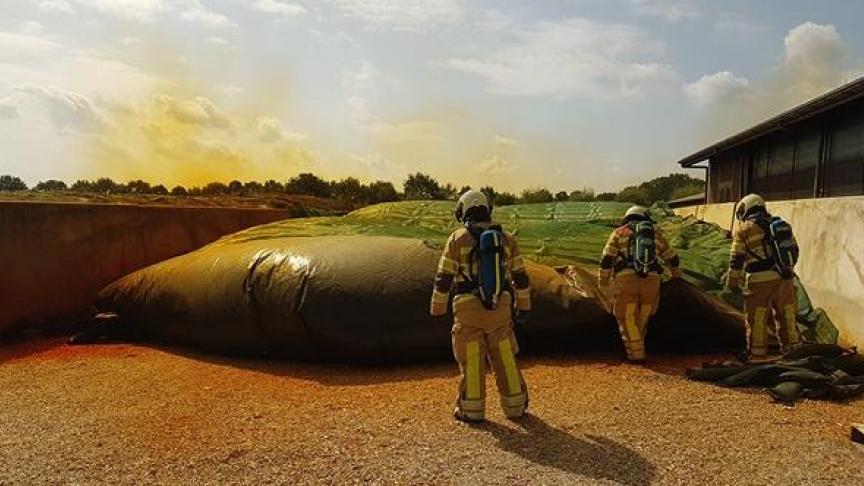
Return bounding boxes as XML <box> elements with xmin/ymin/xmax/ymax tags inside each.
<box><xmin>677</xmin><ymin>76</ymin><xmax>864</xmax><ymax>204</ymax></box>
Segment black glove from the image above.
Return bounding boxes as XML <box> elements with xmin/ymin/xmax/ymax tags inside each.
<box><xmin>513</xmin><ymin>310</ymin><xmax>530</xmax><ymax>327</ymax></box>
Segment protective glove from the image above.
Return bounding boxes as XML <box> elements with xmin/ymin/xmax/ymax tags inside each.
<box><xmin>513</xmin><ymin>310</ymin><xmax>530</xmax><ymax>328</ymax></box>
<box><xmin>429</xmin><ymin>301</ymin><xmax>448</xmax><ymax>317</ymax></box>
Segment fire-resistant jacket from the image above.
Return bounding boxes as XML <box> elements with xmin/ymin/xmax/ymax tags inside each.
<box><xmin>727</xmin><ymin>214</ymin><xmax>799</xmax><ymax>288</ymax></box>
<box><xmin>430</xmin><ymin>223</ymin><xmax>531</xmax><ymax>316</ymax></box>
<box><xmin>599</xmin><ymin>223</ymin><xmax>680</xmax><ymax>282</ymax></box>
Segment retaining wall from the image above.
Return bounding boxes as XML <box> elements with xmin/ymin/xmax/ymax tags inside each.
<box><xmin>676</xmin><ymin>196</ymin><xmax>864</xmax><ymax>347</ymax></box>
<box><xmin>0</xmin><ymin>202</ymin><xmax>291</xmax><ymax>333</ymax></box>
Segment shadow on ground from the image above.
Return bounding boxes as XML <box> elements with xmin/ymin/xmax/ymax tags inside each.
<box><xmin>477</xmin><ymin>414</ymin><xmax>654</xmax><ymax>485</ymax></box>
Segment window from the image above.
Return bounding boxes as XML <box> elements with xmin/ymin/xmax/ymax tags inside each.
<box><xmin>748</xmin><ymin>149</ymin><xmax>769</xmax><ymax>196</ymax></box>
<box><xmin>825</xmin><ymin>119</ymin><xmax>864</xmax><ymax>197</ymax></box>
<box><xmin>765</xmin><ymin>138</ymin><xmax>794</xmax><ymax>200</ymax></box>
<box><xmin>792</xmin><ymin>131</ymin><xmax>820</xmax><ymax>198</ymax></box>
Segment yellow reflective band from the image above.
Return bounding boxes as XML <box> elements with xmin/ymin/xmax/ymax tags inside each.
<box><xmin>498</xmin><ymin>339</ymin><xmax>521</xmax><ymax>395</ymax></box>
<box><xmin>465</xmin><ymin>341</ymin><xmax>481</xmax><ymax>399</ymax></box>
<box><xmin>515</xmin><ymin>288</ymin><xmax>531</xmax><ymax>298</ymax></box>
<box><xmin>432</xmin><ymin>290</ymin><xmax>449</xmax><ymax>304</ymax></box>
<box><xmin>638</xmin><ymin>305</ymin><xmax>653</xmax><ymax>335</ymax></box>
<box><xmin>752</xmin><ymin>307</ymin><xmax>767</xmax><ymax>348</ymax></box>
<box><xmin>785</xmin><ymin>304</ymin><xmax>800</xmax><ymax>344</ymax></box>
<box><xmin>493</xmin><ymin>232</ymin><xmax>502</xmax><ymax>292</ymax></box>
<box><xmin>438</xmin><ymin>256</ymin><xmax>458</xmax><ymax>274</ymax></box>
<box><xmin>625</xmin><ymin>303</ymin><xmax>639</xmax><ymax>341</ymax></box>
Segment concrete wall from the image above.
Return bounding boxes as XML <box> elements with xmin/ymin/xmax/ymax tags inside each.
<box><xmin>0</xmin><ymin>202</ymin><xmax>291</xmax><ymax>333</ymax></box>
<box><xmin>676</xmin><ymin>196</ymin><xmax>864</xmax><ymax>347</ymax></box>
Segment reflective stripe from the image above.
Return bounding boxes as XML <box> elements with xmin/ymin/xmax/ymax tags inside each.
<box><xmin>498</xmin><ymin>339</ymin><xmax>521</xmax><ymax>395</ymax></box>
<box><xmin>465</xmin><ymin>341</ymin><xmax>481</xmax><ymax>399</ymax></box>
<box><xmin>515</xmin><ymin>288</ymin><xmax>531</xmax><ymax>299</ymax></box>
<box><xmin>751</xmin><ymin>307</ymin><xmax>767</xmax><ymax>354</ymax></box>
<box><xmin>784</xmin><ymin>304</ymin><xmax>800</xmax><ymax>345</ymax></box>
<box><xmin>438</xmin><ymin>256</ymin><xmax>458</xmax><ymax>274</ymax></box>
<box><xmin>638</xmin><ymin>305</ymin><xmax>653</xmax><ymax>332</ymax></box>
<box><xmin>493</xmin><ymin>232</ymin><xmax>502</xmax><ymax>293</ymax></box>
<box><xmin>431</xmin><ymin>290</ymin><xmax>449</xmax><ymax>304</ymax></box>
<box><xmin>625</xmin><ymin>303</ymin><xmax>639</xmax><ymax>341</ymax></box>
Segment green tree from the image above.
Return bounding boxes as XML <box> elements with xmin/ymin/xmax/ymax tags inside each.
<box><xmin>479</xmin><ymin>185</ymin><xmax>497</xmax><ymax>205</ymax></box>
<box><xmin>569</xmin><ymin>187</ymin><xmax>595</xmax><ymax>201</ymax></box>
<box><xmin>0</xmin><ymin>175</ymin><xmax>27</xmax><ymax>191</ymax></box>
<box><xmin>171</xmin><ymin>185</ymin><xmax>188</xmax><ymax>196</ymax></box>
<box><xmin>34</xmin><ymin>180</ymin><xmax>68</xmax><ymax>191</ymax></box>
<box><xmin>227</xmin><ymin>180</ymin><xmax>244</xmax><ymax>195</ymax></box>
<box><xmin>332</xmin><ymin>177</ymin><xmax>364</xmax><ymax>203</ymax></box>
<box><xmin>285</xmin><ymin>173</ymin><xmax>331</xmax><ymax>198</ymax></box>
<box><xmin>244</xmin><ymin>181</ymin><xmax>264</xmax><ymax>195</ymax></box>
<box><xmin>152</xmin><ymin>184</ymin><xmax>169</xmax><ymax>195</ymax></box>
<box><xmin>520</xmin><ymin>187</ymin><xmax>554</xmax><ymax>204</ymax></box>
<box><xmin>615</xmin><ymin>173</ymin><xmax>705</xmax><ymax>205</ymax></box>
<box><xmin>595</xmin><ymin>192</ymin><xmax>617</xmax><ymax>201</ymax></box>
<box><xmin>554</xmin><ymin>190</ymin><xmax>569</xmax><ymax>202</ymax></box>
<box><xmin>126</xmin><ymin>180</ymin><xmax>152</xmax><ymax>194</ymax></box>
<box><xmin>364</xmin><ymin>181</ymin><xmax>399</xmax><ymax>204</ymax></box>
<box><xmin>202</xmin><ymin>182</ymin><xmax>228</xmax><ymax>195</ymax></box>
<box><xmin>71</xmin><ymin>180</ymin><xmax>94</xmax><ymax>192</ymax></box>
<box><xmin>93</xmin><ymin>177</ymin><xmax>120</xmax><ymax>194</ymax></box>
<box><xmin>403</xmin><ymin>172</ymin><xmax>446</xmax><ymax>200</ymax></box>
<box><xmin>495</xmin><ymin>192</ymin><xmax>518</xmax><ymax>206</ymax></box>
<box><xmin>263</xmin><ymin>179</ymin><xmax>284</xmax><ymax>193</ymax></box>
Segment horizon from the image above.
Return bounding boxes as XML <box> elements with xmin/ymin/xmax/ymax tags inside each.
<box><xmin>2</xmin><ymin>1</ymin><xmax>863</xmax><ymax>192</ymax></box>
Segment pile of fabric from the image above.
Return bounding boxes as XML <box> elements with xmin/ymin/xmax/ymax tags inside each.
<box><xmin>686</xmin><ymin>344</ymin><xmax>864</xmax><ymax>403</ymax></box>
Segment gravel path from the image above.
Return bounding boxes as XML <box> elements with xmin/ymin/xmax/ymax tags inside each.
<box><xmin>1</xmin><ymin>338</ymin><xmax>862</xmax><ymax>484</ymax></box>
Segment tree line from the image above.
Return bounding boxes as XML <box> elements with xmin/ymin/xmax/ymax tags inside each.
<box><xmin>0</xmin><ymin>172</ymin><xmax>704</xmax><ymax>207</ymax></box>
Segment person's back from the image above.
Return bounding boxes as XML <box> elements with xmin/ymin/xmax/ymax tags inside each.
<box><xmin>725</xmin><ymin>194</ymin><xmax>802</xmax><ymax>359</ymax></box>
<box><xmin>430</xmin><ymin>190</ymin><xmax>531</xmax><ymax>423</ymax></box>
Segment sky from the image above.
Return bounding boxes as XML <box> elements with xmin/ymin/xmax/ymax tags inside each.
<box><xmin>1</xmin><ymin>0</ymin><xmax>864</xmax><ymax>193</ymax></box>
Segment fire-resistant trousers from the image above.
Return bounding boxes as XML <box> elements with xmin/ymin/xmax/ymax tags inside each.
<box><xmin>744</xmin><ymin>277</ymin><xmax>801</xmax><ymax>358</ymax></box>
<box><xmin>612</xmin><ymin>272</ymin><xmax>661</xmax><ymax>361</ymax></box>
<box><xmin>451</xmin><ymin>293</ymin><xmax>527</xmax><ymax>421</ymax></box>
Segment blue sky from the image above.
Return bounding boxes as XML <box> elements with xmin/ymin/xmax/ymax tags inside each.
<box><xmin>1</xmin><ymin>0</ymin><xmax>863</xmax><ymax>192</ymax></box>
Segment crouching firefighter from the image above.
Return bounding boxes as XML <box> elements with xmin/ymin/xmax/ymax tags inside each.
<box><xmin>430</xmin><ymin>190</ymin><xmax>531</xmax><ymax>423</ymax></box>
<box><xmin>599</xmin><ymin>206</ymin><xmax>682</xmax><ymax>362</ymax></box>
<box><xmin>724</xmin><ymin>194</ymin><xmax>802</xmax><ymax>360</ymax></box>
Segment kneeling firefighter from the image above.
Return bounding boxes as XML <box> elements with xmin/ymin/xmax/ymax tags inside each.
<box><xmin>599</xmin><ymin>206</ymin><xmax>682</xmax><ymax>362</ymax></box>
<box><xmin>724</xmin><ymin>194</ymin><xmax>802</xmax><ymax>360</ymax></box>
<box><xmin>430</xmin><ymin>190</ymin><xmax>531</xmax><ymax>423</ymax></box>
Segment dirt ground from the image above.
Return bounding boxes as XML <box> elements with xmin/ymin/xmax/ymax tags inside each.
<box><xmin>1</xmin><ymin>339</ymin><xmax>862</xmax><ymax>485</ymax></box>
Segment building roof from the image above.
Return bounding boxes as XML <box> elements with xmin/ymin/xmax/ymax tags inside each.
<box><xmin>667</xmin><ymin>192</ymin><xmax>706</xmax><ymax>208</ymax></box>
<box><xmin>677</xmin><ymin>76</ymin><xmax>864</xmax><ymax>167</ymax></box>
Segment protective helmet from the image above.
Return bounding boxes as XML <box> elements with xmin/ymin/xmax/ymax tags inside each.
<box><xmin>623</xmin><ymin>205</ymin><xmax>651</xmax><ymax>223</ymax></box>
<box><xmin>454</xmin><ymin>189</ymin><xmax>491</xmax><ymax>222</ymax></box>
<box><xmin>735</xmin><ymin>193</ymin><xmax>766</xmax><ymax>221</ymax></box>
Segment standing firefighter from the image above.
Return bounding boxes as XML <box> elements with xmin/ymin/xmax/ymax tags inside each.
<box><xmin>430</xmin><ymin>190</ymin><xmax>531</xmax><ymax>423</ymax></box>
<box><xmin>724</xmin><ymin>194</ymin><xmax>802</xmax><ymax>360</ymax></box>
<box><xmin>599</xmin><ymin>206</ymin><xmax>682</xmax><ymax>362</ymax></box>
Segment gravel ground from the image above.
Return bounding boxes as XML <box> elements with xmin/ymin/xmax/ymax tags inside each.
<box><xmin>1</xmin><ymin>338</ymin><xmax>862</xmax><ymax>485</ymax></box>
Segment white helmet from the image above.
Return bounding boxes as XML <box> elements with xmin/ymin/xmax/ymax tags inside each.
<box><xmin>454</xmin><ymin>189</ymin><xmax>490</xmax><ymax>222</ymax></box>
<box><xmin>624</xmin><ymin>206</ymin><xmax>649</xmax><ymax>220</ymax></box>
<box><xmin>735</xmin><ymin>193</ymin><xmax>766</xmax><ymax>221</ymax></box>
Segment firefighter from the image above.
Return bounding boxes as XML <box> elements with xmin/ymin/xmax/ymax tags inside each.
<box><xmin>430</xmin><ymin>190</ymin><xmax>531</xmax><ymax>423</ymax></box>
<box><xmin>598</xmin><ymin>206</ymin><xmax>682</xmax><ymax>362</ymax></box>
<box><xmin>724</xmin><ymin>194</ymin><xmax>802</xmax><ymax>360</ymax></box>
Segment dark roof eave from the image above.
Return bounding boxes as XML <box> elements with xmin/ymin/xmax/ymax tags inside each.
<box><xmin>677</xmin><ymin>76</ymin><xmax>864</xmax><ymax>167</ymax></box>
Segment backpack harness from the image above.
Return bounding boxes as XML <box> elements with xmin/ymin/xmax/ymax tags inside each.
<box><xmin>454</xmin><ymin>224</ymin><xmax>510</xmax><ymax>310</ymax></box>
<box><xmin>615</xmin><ymin>221</ymin><xmax>661</xmax><ymax>277</ymax></box>
<box><xmin>744</xmin><ymin>215</ymin><xmax>798</xmax><ymax>279</ymax></box>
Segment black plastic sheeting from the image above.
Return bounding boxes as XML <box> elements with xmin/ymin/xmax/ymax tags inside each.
<box><xmin>97</xmin><ymin>235</ymin><xmax>744</xmax><ymax>362</ymax></box>
<box><xmin>687</xmin><ymin>344</ymin><xmax>864</xmax><ymax>403</ymax></box>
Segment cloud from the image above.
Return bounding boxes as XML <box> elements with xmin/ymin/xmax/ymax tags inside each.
<box><xmin>250</xmin><ymin>0</ymin><xmax>307</xmax><ymax>16</ymax></box>
<box><xmin>475</xmin><ymin>154</ymin><xmax>517</xmax><ymax>175</ymax></box>
<box><xmin>447</xmin><ymin>18</ymin><xmax>678</xmax><ymax>100</ymax></box>
<box><xmin>330</xmin><ymin>0</ymin><xmax>466</xmax><ymax>31</ymax></box>
<box><xmin>683</xmin><ymin>71</ymin><xmax>751</xmax><ymax>108</ymax></box>
<box><xmin>77</xmin><ymin>0</ymin><xmax>167</xmax><ymax>22</ymax></box>
<box><xmin>36</xmin><ymin>0</ymin><xmax>76</xmax><ymax>14</ymax></box>
<box><xmin>179</xmin><ymin>1</ymin><xmax>237</xmax><ymax>29</ymax></box>
<box><xmin>629</xmin><ymin>0</ymin><xmax>699</xmax><ymax>22</ymax></box>
<box><xmin>256</xmin><ymin>116</ymin><xmax>307</xmax><ymax>143</ymax></box>
<box><xmin>494</xmin><ymin>135</ymin><xmax>518</xmax><ymax>146</ymax></box>
<box><xmin>783</xmin><ymin>22</ymin><xmax>844</xmax><ymax>96</ymax></box>
<box><xmin>16</xmin><ymin>84</ymin><xmax>108</xmax><ymax>132</ymax></box>
<box><xmin>367</xmin><ymin>120</ymin><xmax>444</xmax><ymax>143</ymax></box>
<box><xmin>152</xmin><ymin>94</ymin><xmax>234</xmax><ymax>129</ymax></box>
<box><xmin>0</xmin><ymin>98</ymin><xmax>20</xmax><ymax>119</ymax></box>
